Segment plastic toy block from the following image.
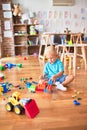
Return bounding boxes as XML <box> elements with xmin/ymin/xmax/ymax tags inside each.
<box><xmin>36</xmin><ymin>86</ymin><xmax>44</xmax><ymax>92</ymax></box>
<box><xmin>2</xmin><ymin>83</ymin><xmax>8</xmax><ymax>93</ymax></box>
<box><xmin>24</xmin><ymin>99</ymin><xmax>39</xmax><ymax>118</ymax></box>
<box><xmin>77</xmin><ymin>97</ymin><xmax>82</xmax><ymax>100</ymax></box>
<box><xmin>36</xmin><ymin>82</ymin><xmax>47</xmax><ymax>92</ymax></box>
<box><xmin>26</xmin><ymin>82</ymin><xmax>32</xmax><ymax>88</ymax></box>
<box><xmin>32</xmin><ymin>81</ymin><xmax>38</xmax><ymax>84</ymax></box>
<box><xmin>20</xmin><ymin>78</ymin><xmax>24</xmax><ymax>81</ymax></box>
<box><xmin>25</xmin><ymin>78</ymin><xmax>28</xmax><ymax>81</ymax></box>
<box><xmin>5</xmin><ymin>63</ymin><xmax>16</xmax><ymax>69</ymax></box>
<box><xmin>28</xmin><ymin>85</ymin><xmax>36</xmax><ymax>92</ymax></box>
<box><xmin>0</xmin><ymin>76</ymin><xmax>4</xmax><ymax>80</ymax></box>
<box><xmin>47</xmin><ymin>84</ymin><xmax>53</xmax><ymax>93</ymax></box>
<box><xmin>72</xmin><ymin>95</ymin><xmax>77</xmax><ymax>98</ymax></box>
<box><xmin>48</xmin><ymin>79</ymin><xmax>54</xmax><ymax>85</ymax></box>
<box><xmin>74</xmin><ymin>90</ymin><xmax>81</xmax><ymax>94</ymax></box>
<box><xmin>29</xmin><ymin>77</ymin><xmax>32</xmax><ymax>80</ymax></box>
<box><xmin>0</xmin><ymin>86</ymin><xmax>3</xmax><ymax>94</ymax></box>
<box><xmin>73</xmin><ymin>100</ymin><xmax>80</xmax><ymax>105</ymax></box>
<box><xmin>44</xmin><ymin>88</ymin><xmax>47</xmax><ymax>93</ymax></box>
<box><xmin>0</xmin><ymin>73</ymin><xmax>5</xmax><ymax>80</ymax></box>
<box><xmin>24</xmin><ymin>57</ymin><xmax>27</xmax><ymax>60</ymax></box>
<box><xmin>76</xmin><ymin>91</ymin><xmax>81</xmax><ymax>95</ymax></box>
<box><xmin>17</xmin><ymin>63</ymin><xmax>22</xmax><ymax>68</ymax></box>
<box><xmin>0</xmin><ymin>65</ymin><xmax>5</xmax><ymax>71</ymax></box>
<box><xmin>7</xmin><ymin>83</ymin><xmax>13</xmax><ymax>87</ymax></box>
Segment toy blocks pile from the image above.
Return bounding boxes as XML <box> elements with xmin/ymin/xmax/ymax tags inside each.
<box><xmin>26</xmin><ymin>79</ymin><xmax>54</xmax><ymax>93</ymax></box>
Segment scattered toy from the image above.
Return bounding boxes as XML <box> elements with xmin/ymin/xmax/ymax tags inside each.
<box><xmin>5</xmin><ymin>91</ymin><xmax>39</xmax><ymax>118</ymax></box>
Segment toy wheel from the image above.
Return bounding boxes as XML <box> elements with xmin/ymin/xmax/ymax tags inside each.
<box><xmin>14</xmin><ymin>105</ymin><xmax>23</xmax><ymax>115</ymax></box>
<box><xmin>5</xmin><ymin>102</ymin><xmax>13</xmax><ymax>112</ymax></box>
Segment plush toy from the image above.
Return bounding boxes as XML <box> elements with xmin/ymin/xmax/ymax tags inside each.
<box><xmin>12</xmin><ymin>4</ymin><xmax>22</xmax><ymax>17</ymax></box>
<box><xmin>29</xmin><ymin>26</ymin><xmax>37</xmax><ymax>35</ymax></box>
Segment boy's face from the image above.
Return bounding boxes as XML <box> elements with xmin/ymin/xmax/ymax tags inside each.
<box><xmin>47</xmin><ymin>53</ymin><xmax>57</xmax><ymax>64</ymax></box>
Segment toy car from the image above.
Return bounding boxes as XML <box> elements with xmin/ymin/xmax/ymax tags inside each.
<box><xmin>5</xmin><ymin>91</ymin><xmax>39</xmax><ymax>118</ymax></box>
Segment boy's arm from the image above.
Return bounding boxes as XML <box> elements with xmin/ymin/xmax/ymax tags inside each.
<box><xmin>51</xmin><ymin>71</ymin><xmax>64</xmax><ymax>81</ymax></box>
<box><xmin>39</xmin><ymin>63</ymin><xmax>48</xmax><ymax>80</ymax></box>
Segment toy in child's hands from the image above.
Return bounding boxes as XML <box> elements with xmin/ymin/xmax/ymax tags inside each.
<box><xmin>48</xmin><ymin>79</ymin><xmax>54</xmax><ymax>85</ymax></box>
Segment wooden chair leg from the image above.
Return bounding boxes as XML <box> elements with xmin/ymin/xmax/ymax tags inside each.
<box><xmin>81</xmin><ymin>46</ymin><xmax>87</xmax><ymax>71</ymax></box>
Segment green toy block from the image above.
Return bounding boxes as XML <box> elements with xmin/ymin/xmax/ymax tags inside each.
<box><xmin>0</xmin><ymin>65</ymin><xmax>5</xmax><ymax>71</ymax></box>
<box><xmin>28</xmin><ymin>85</ymin><xmax>36</xmax><ymax>92</ymax></box>
<box><xmin>17</xmin><ymin>63</ymin><xmax>22</xmax><ymax>68</ymax></box>
<box><xmin>77</xmin><ymin>97</ymin><xmax>82</xmax><ymax>100</ymax></box>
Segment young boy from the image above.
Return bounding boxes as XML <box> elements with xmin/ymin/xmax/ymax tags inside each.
<box><xmin>39</xmin><ymin>46</ymin><xmax>74</xmax><ymax>91</ymax></box>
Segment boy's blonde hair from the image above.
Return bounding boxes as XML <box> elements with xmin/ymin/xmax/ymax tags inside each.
<box><xmin>44</xmin><ymin>46</ymin><xmax>57</xmax><ymax>58</ymax></box>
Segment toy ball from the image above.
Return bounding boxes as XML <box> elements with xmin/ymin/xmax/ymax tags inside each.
<box><xmin>33</xmin><ymin>53</ymin><xmax>38</xmax><ymax>57</ymax></box>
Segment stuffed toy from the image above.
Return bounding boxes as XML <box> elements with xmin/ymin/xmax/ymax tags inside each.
<box><xmin>29</xmin><ymin>26</ymin><xmax>37</xmax><ymax>35</ymax></box>
<box><xmin>12</xmin><ymin>4</ymin><xmax>22</xmax><ymax>17</ymax></box>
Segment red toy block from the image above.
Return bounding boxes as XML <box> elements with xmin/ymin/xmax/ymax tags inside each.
<box><xmin>24</xmin><ymin>57</ymin><xmax>27</xmax><ymax>60</ymax></box>
<box><xmin>36</xmin><ymin>82</ymin><xmax>47</xmax><ymax>92</ymax></box>
<box><xmin>36</xmin><ymin>86</ymin><xmax>44</xmax><ymax>92</ymax></box>
<box><xmin>24</xmin><ymin>99</ymin><xmax>39</xmax><ymax>118</ymax></box>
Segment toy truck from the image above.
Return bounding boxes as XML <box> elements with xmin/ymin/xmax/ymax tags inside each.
<box><xmin>5</xmin><ymin>91</ymin><xmax>39</xmax><ymax>118</ymax></box>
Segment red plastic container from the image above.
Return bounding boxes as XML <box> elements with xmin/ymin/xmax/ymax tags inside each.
<box><xmin>24</xmin><ymin>99</ymin><xmax>39</xmax><ymax>118</ymax></box>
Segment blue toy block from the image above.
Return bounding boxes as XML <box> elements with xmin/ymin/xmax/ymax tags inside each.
<box><xmin>32</xmin><ymin>81</ymin><xmax>38</xmax><ymax>84</ymax></box>
<box><xmin>48</xmin><ymin>79</ymin><xmax>54</xmax><ymax>85</ymax></box>
<box><xmin>2</xmin><ymin>83</ymin><xmax>8</xmax><ymax>93</ymax></box>
<box><xmin>26</xmin><ymin>82</ymin><xmax>32</xmax><ymax>88</ymax></box>
<box><xmin>73</xmin><ymin>100</ymin><xmax>80</xmax><ymax>105</ymax></box>
<box><xmin>6</xmin><ymin>63</ymin><xmax>16</xmax><ymax>69</ymax></box>
<box><xmin>28</xmin><ymin>85</ymin><xmax>36</xmax><ymax>93</ymax></box>
<box><xmin>44</xmin><ymin>88</ymin><xmax>47</xmax><ymax>93</ymax></box>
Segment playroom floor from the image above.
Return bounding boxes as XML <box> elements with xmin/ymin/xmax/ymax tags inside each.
<box><xmin>0</xmin><ymin>55</ymin><xmax>87</xmax><ymax>130</ymax></box>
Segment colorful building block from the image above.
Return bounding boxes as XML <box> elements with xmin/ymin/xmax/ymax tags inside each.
<box><xmin>28</xmin><ymin>85</ymin><xmax>36</xmax><ymax>93</ymax></box>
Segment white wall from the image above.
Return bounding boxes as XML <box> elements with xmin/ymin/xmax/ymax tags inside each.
<box><xmin>12</xmin><ymin>0</ymin><xmax>87</xmax><ymax>33</ymax></box>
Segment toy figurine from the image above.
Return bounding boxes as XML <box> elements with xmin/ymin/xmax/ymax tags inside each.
<box><xmin>29</xmin><ymin>25</ymin><xmax>37</xmax><ymax>35</ymax></box>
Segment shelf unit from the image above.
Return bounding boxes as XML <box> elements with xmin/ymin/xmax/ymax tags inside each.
<box><xmin>13</xmin><ymin>23</ymin><xmax>39</xmax><ymax>55</ymax></box>
<box><xmin>13</xmin><ymin>24</ymin><xmax>28</xmax><ymax>55</ymax></box>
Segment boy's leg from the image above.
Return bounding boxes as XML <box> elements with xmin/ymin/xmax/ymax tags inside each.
<box><xmin>55</xmin><ymin>74</ymin><xmax>74</xmax><ymax>91</ymax></box>
<box><xmin>62</xmin><ymin>75</ymin><xmax>74</xmax><ymax>86</ymax></box>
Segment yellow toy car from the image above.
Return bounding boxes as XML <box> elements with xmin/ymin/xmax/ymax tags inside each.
<box><xmin>5</xmin><ymin>91</ymin><xmax>24</xmax><ymax>115</ymax></box>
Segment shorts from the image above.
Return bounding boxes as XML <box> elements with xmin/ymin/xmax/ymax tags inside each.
<box><xmin>55</xmin><ymin>74</ymin><xmax>67</xmax><ymax>83</ymax></box>
<box><xmin>44</xmin><ymin>74</ymin><xmax>67</xmax><ymax>83</ymax></box>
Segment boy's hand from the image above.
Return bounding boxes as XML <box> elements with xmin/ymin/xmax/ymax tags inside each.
<box><xmin>51</xmin><ymin>75</ymin><xmax>57</xmax><ymax>82</ymax></box>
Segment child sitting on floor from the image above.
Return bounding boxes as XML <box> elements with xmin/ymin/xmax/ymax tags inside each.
<box><xmin>39</xmin><ymin>46</ymin><xmax>74</xmax><ymax>91</ymax></box>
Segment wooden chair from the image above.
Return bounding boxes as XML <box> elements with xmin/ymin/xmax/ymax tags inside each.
<box><xmin>39</xmin><ymin>34</ymin><xmax>53</xmax><ymax>62</ymax></box>
<box><xmin>60</xmin><ymin>33</ymin><xmax>87</xmax><ymax>76</ymax></box>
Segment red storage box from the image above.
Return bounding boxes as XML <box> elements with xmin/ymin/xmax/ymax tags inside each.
<box><xmin>24</xmin><ymin>99</ymin><xmax>39</xmax><ymax>118</ymax></box>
